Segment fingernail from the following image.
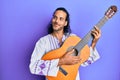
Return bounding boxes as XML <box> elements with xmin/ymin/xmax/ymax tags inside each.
<box><xmin>72</xmin><ymin>49</ymin><xmax>74</xmax><ymax>51</ymax></box>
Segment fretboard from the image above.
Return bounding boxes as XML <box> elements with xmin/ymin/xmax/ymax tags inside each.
<box><xmin>74</xmin><ymin>16</ymin><xmax>108</xmax><ymax>55</ymax></box>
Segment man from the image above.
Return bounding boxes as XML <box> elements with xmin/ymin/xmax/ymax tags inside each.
<box><xmin>29</xmin><ymin>7</ymin><xmax>101</xmax><ymax>80</ymax></box>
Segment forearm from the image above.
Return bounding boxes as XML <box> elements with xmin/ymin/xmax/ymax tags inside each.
<box><xmin>91</xmin><ymin>41</ymin><xmax>97</xmax><ymax>50</ymax></box>
<box><xmin>81</xmin><ymin>47</ymin><xmax>100</xmax><ymax>67</ymax></box>
<box><xmin>29</xmin><ymin>59</ymin><xmax>59</xmax><ymax>77</ymax></box>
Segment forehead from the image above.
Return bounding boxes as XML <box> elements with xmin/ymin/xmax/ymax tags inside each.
<box><xmin>54</xmin><ymin>10</ymin><xmax>67</xmax><ymax>18</ymax></box>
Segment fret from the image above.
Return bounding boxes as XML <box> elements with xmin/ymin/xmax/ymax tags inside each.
<box><xmin>74</xmin><ymin>16</ymin><xmax>108</xmax><ymax>55</ymax></box>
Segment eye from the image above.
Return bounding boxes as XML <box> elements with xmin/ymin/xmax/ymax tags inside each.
<box><xmin>53</xmin><ymin>15</ymin><xmax>57</xmax><ymax>20</ymax></box>
<box><xmin>60</xmin><ymin>17</ymin><xmax>64</xmax><ymax>21</ymax></box>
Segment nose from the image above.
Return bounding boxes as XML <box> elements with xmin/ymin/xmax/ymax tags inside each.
<box><xmin>55</xmin><ymin>18</ymin><xmax>59</xmax><ymax>23</ymax></box>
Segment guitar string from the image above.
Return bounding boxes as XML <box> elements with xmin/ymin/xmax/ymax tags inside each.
<box><xmin>74</xmin><ymin>16</ymin><xmax>108</xmax><ymax>55</ymax></box>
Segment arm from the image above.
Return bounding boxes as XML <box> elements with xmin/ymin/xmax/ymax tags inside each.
<box><xmin>91</xmin><ymin>26</ymin><xmax>101</xmax><ymax>49</ymax></box>
<box><xmin>81</xmin><ymin>47</ymin><xmax>100</xmax><ymax>67</ymax></box>
<box><xmin>81</xmin><ymin>26</ymin><xmax>101</xmax><ymax>67</ymax></box>
<box><xmin>29</xmin><ymin>38</ymin><xmax>59</xmax><ymax>77</ymax></box>
<box><xmin>58</xmin><ymin>49</ymin><xmax>81</xmax><ymax>66</ymax></box>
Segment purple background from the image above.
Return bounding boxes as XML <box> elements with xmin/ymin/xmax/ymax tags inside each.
<box><xmin>1</xmin><ymin>0</ymin><xmax>120</xmax><ymax>80</ymax></box>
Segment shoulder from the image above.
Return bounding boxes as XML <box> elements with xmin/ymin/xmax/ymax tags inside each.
<box><xmin>36</xmin><ymin>34</ymin><xmax>51</xmax><ymax>45</ymax></box>
<box><xmin>69</xmin><ymin>33</ymin><xmax>77</xmax><ymax>36</ymax></box>
<box><xmin>68</xmin><ymin>33</ymin><xmax>80</xmax><ymax>38</ymax></box>
<box><xmin>68</xmin><ymin>33</ymin><xmax>81</xmax><ymax>38</ymax></box>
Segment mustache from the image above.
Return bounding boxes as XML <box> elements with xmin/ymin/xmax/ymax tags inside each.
<box><xmin>54</xmin><ymin>22</ymin><xmax>58</xmax><ymax>25</ymax></box>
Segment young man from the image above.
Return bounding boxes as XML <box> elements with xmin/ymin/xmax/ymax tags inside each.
<box><xmin>29</xmin><ymin>7</ymin><xmax>101</xmax><ymax>80</ymax></box>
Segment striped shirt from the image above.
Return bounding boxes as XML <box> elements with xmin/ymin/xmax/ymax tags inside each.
<box><xmin>29</xmin><ymin>33</ymin><xmax>100</xmax><ymax>80</ymax></box>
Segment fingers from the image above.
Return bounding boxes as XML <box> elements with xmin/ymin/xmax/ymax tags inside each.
<box><xmin>94</xmin><ymin>26</ymin><xmax>101</xmax><ymax>36</ymax></box>
<box><xmin>66</xmin><ymin>49</ymin><xmax>81</xmax><ymax>63</ymax></box>
<box><xmin>91</xmin><ymin>31</ymin><xmax>97</xmax><ymax>38</ymax></box>
<box><xmin>92</xmin><ymin>27</ymin><xmax>98</xmax><ymax>36</ymax></box>
<box><xmin>70</xmin><ymin>55</ymin><xmax>81</xmax><ymax>64</ymax></box>
<box><xmin>71</xmin><ymin>58</ymin><xmax>81</xmax><ymax>65</ymax></box>
<box><xmin>62</xmin><ymin>49</ymin><xmax>82</xmax><ymax>65</ymax></box>
<box><xmin>94</xmin><ymin>26</ymin><xmax>99</xmax><ymax>33</ymax></box>
<box><xmin>60</xmin><ymin>47</ymin><xmax>86</xmax><ymax>65</ymax></box>
<box><xmin>66</xmin><ymin>49</ymin><xmax>74</xmax><ymax>55</ymax></box>
<box><xmin>91</xmin><ymin>26</ymin><xmax>101</xmax><ymax>38</ymax></box>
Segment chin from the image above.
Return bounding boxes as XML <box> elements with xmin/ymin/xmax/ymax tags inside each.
<box><xmin>53</xmin><ymin>27</ymin><xmax>59</xmax><ymax>31</ymax></box>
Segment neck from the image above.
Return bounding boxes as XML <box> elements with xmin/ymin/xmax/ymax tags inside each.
<box><xmin>52</xmin><ymin>30</ymin><xmax>64</xmax><ymax>42</ymax></box>
<box><xmin>52</xmin><ymin>30</ymin><xmax>64</xmax><ymax>38</ymax></box>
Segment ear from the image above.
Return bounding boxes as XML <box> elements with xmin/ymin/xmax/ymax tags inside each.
<box><xmin>65</xmin><ymin>21</ymin><xmax>68</xmax><ymax>26</ymax></box>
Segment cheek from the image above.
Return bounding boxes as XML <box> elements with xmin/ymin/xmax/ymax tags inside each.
<box><xmin>61</xmin><ymin>22</ymin><xmax>66</xmax><ymax>26</ymax></box>
<box><xmin>52</xmin><ymin>19</ymin><xmax>54</xmax><ymax>24</ymax></box>
<box><xmin>52</xmin><ymin>18</ymin><xmax>56</xmax><ymax>23</ymax></box>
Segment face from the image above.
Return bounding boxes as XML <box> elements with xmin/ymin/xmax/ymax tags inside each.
<box><xmin>52</xmin><ymin>10</ymin><xmax>67</xmax><ymax>32</ymax></box>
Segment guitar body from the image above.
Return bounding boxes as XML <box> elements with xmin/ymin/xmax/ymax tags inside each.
<box><xmin>42</xmin><ymin>36</ymin><xmax>90</xmax><ymax>80</ymax></box>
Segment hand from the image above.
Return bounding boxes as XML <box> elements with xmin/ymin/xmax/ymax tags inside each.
<box><xmin>91</xmin><ymin>26</ymin><xmax>101</xmax><ymax>49</ymax></box>
<box><xmin>58</xmin><ymin>49</ymin><xmax>81</xmax><ymax>66</ymax></box>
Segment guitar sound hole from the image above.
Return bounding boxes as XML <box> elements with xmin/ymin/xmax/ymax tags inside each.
<box><xmin>70</xmin><ymin>49</ymin><xmax>78</xmax><ymax>56</ymax></box>
<box><xmin>67</xmin><ymin>46</ymin><xmax>78</xmax><ymax>56</ymax></box>
<box><xmin>73</xmin><ymin>49</ymin><xmax>78</xmax><ymax>56</ymax></box>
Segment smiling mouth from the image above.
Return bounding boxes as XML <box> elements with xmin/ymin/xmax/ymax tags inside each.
<box><xmin>54</xmin><ymin>24</ymin><xmax>59</xmax><ymax>27</ymax></box>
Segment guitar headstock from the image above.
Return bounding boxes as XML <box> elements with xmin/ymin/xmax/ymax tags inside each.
<box><xmin>105</xmin><ymin>5</ymin><xmax>117</xmax><ymax>19</ymax></box>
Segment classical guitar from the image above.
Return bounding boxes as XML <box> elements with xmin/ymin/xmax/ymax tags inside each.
<box><xmin>42</xmin><ymin>5</ymin><xmax>117</xmax><ymax>80</ymax></box>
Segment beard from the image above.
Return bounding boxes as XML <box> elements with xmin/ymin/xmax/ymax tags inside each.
<box><xmin>52</xmin><ymin>23</ymin><xmax>64</xmax><ymax>32</ymax></box>
<box><xmin>53</xmin><ymin>26</ymin><xmax>64</xmax><ymax>32</ymax></box>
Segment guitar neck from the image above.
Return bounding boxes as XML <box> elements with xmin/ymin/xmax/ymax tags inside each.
<box><xmin>74</xmin><ymin>16</ymin><xmax>108</xmax><ymax>55</ymax></box>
